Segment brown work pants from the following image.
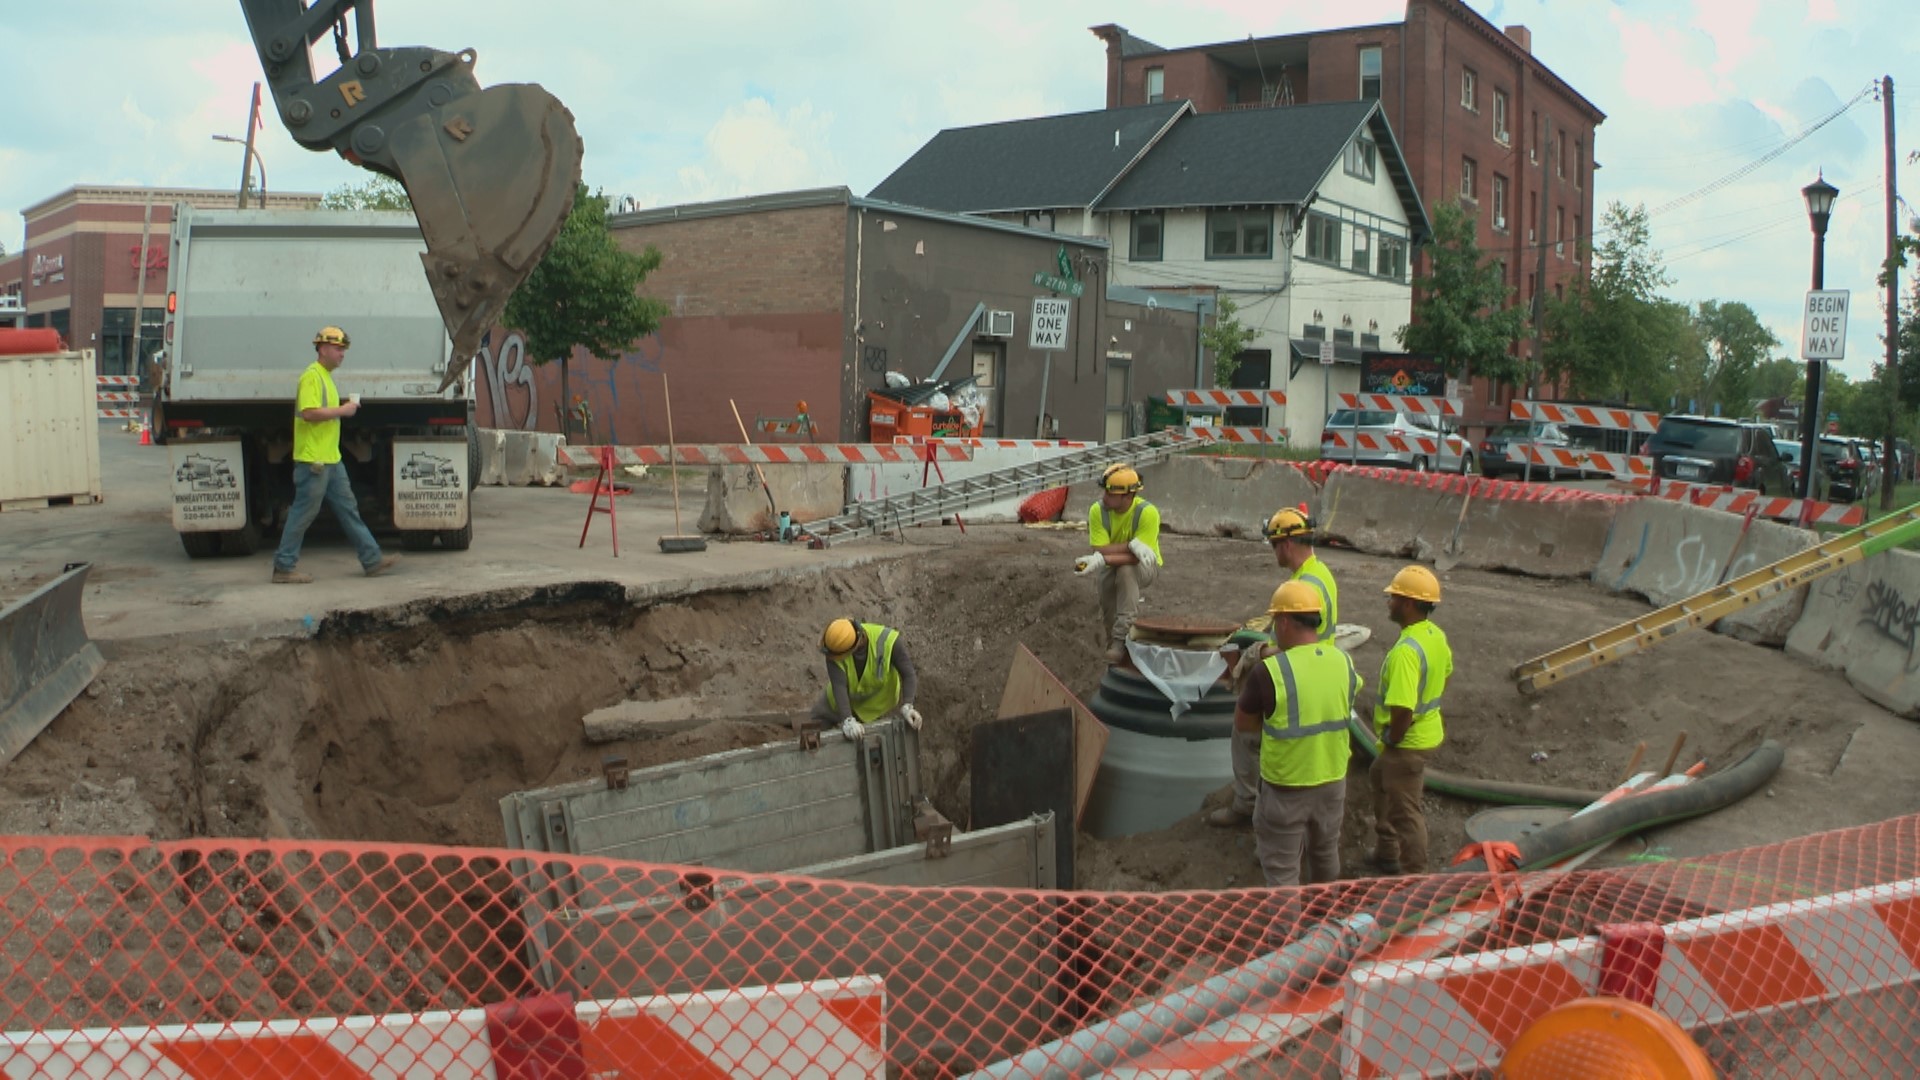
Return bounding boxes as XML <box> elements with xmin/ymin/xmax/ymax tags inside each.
<box><xmin>1253</xmin><ymin>777</ymin><xmax>1346</xmax><ymax>888</ymax></box>
<box><xmin>1369</xmin><ymin>744</ymin><xmax>1434</xmax><ymax>872</ymax></box>
<box><xmin>1097</xmin><ymin>561</ymin><xmax>1158</xmax><ymax>645</ymax></box>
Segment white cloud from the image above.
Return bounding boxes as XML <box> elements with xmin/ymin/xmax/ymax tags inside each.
<box><xmin>667</xmin><ymin>99</ymin><xmax>841</xmax><ymax>204</ymax></box>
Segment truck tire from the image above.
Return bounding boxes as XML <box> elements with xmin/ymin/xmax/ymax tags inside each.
<box><xmin>400</xmin><ymin>530</ymin><xmax>438</xmax><ymax>551</ymax></box>
<box><xmin>439</xmin><ymin>518</ymin><xmax>473</xmax><ymax>551</ymax></box>
<box><xmin>221</xmin><ymin>518</ymin><xmax>263</xmax><ymax>557</ymax></box>
<box><xmin>466</xmin><ymin>427</ymin><xmax>480</xmax><ymax>491</ymax></box>
<box><xmin>180</xmin><ymin>531</ymin><xmax>222</xmax><ymax>559</ymax></box>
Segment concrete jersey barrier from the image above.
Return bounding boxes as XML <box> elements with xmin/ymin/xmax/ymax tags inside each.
<box><xmin>1592</xmin><ymin>498</ymin><xmax>1816</xmax><ymax>645</ymax></box>
<box><xmin>701</xmin><ymin>464</ymin><xmax>847</xmax><ymax>534</ymax></box>
<box><xmin>1786</xmin><ymin>547</ymin><xmax>1920</xmax><ymax>717</ymax></box>
<box><xmin>477</xmin><ymin>429</ymin><xmax>568</xmax><ymax>487</ymax></box>
<box><xmin>1317</xmin><ymin>470</ymin><xmax>1618</xmax><ymax>578</ymax></box>
<box><xmin>1138</xmin><ymin>456</ymin><xmax>1320</xmax><ymax>539</ymax></box>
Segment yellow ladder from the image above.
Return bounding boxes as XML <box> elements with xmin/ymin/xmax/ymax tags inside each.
<box><xmin>1512</xmin><ymin>506</ymin><xmax>1920</xmax><ymax>694</ymax></box>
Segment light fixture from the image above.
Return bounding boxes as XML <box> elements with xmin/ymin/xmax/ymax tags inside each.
<box><xmin>1802</xmin><ymin>174</ymin><xmax>1838</xmax><ymax>230</ymax></box>
<box><xmin>1312</xmin><ymin>309</ymin><xmax>1323</xmax><ymax>323</ymax></box>
<box><xmin>1368</xmin><ymin>319</ymin><xmax>1379</xmax><ymax>331</ymax></box>
<box><xmin>1341</xmin><ymin>314</ymin><xmax>1353</xmax><ymax>327</ymax></box>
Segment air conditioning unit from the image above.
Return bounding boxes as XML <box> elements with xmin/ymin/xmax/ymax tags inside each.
<box><xmin>1495</xmin><ymin>215</ymin><xmax>1507</xmax><ymax>231</ymax></box>
<box><xmin>1528</xmin><ymin>228</ymin><xmax>1536</xmax><ymax>242</ymax></box>
<box><xmin>984</xmin><ymin>310</ymin><xmax>1015</xmax><ymax>337</ymax></box>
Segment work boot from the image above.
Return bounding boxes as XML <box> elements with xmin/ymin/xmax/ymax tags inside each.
<box><xmin>364</xmin><ymin>555</ymin><xmax>401</xmax><ymax>577</ymax></box>
<box><xmin>1104</xmin><ymin>640</ymin><xmax>1128</xmax><ymax>665</ymax></box>
<box><xmin>1363</xmin><ymin>852</ymin><xmax>1403</xmax><ymax>876</ymax></box>
<box><xmin>271</xmin><ymin>568</ymin><xmax>313</xmax><ymax>584</ymax></box>
<box><xmin>1207</xmin><ymin>806</ymin><xmax>1252</xmax><ymax>828</ymax></box>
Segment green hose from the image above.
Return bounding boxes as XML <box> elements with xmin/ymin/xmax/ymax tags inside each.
<box><xmin>1347</xmin><ymin>713</ymin><xmax>1611</xmax><ymax>808</ymax></box>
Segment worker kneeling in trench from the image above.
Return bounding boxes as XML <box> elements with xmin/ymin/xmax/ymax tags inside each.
<box><xmin>811</xmin><ymin>618</ymin><xmax>923</xmax><ymax>740</ymax></box>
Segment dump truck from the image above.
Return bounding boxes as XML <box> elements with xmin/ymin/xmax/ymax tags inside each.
<box><xmin>157</xmin><ymin>205</ymin><xmax>479</xmax><ymax>556</ymax></box>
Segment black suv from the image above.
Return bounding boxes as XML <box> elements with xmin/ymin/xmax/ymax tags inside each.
<box><xmin>1642</xmin><ymin>416</ymin><xmax>1791</xmax><ymax>493</ymax></box>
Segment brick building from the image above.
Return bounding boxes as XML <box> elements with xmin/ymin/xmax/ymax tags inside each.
<box><xmin>475</xmin><ymin>187</ymin><xmax>1209</xmax><ymax>445</ymax></box>
<box><xmin>1093</xmin><ymin>0</ymin><xmax>1603</xmax><ymax>432</ymax></box>
<box><xmin>0</xmin><ymin>185</ymin><xmax>319</xmax><ymax>375</ymax></box>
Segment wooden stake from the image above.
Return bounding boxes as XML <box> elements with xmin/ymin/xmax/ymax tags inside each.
<box><xmin>1616</xmin><ymin>741</ymin><xmax>1647</xmax><ymax>787</ymax></box>
<box><xmin>1660</xmin><ymin>732</ymin><xmax>1688</xmax><ymax>778</ymax></box>
<box><xmin>665</xmin><ymin>373</ymin><xmax>684</xmax><ymax>532</ymax></box>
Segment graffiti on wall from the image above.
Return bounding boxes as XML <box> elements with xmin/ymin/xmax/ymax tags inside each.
<box><xmin>1653</xmin><ymin>535</ymin><xmax>1758</xmax><ymax>597</ymax></box>
<box><xmin>478</xmin><ymin>331</ymin><xmax>539</xmax><ymax>430</ymax></box>
<box><xmin>1860</xmin><ymin>579</ymin><xmax>1920</xmax><ymax>672</ymax></box>
<box><xmin>473</xmin><ymin>329</ymin><xmax>669</xmax><ymax>439</ymax></box>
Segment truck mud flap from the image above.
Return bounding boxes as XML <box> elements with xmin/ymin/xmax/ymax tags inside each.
<box><xmin>0</xmin><ymin>564</ymin><xmax>105</xmax><ymax>767</ymax></box>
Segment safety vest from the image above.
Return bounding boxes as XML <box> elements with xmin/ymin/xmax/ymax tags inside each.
<box><xmin>1258</xmin><ymin>644</ymin><xmax>1358</xmax><ymax>788</ymax></box>
<box><xmin>827</xmin><ymin>622</ymin><xmax>903</xmax><ymax>723</ymax></box>
<box><xmin>1086</xmin><ymin>497</ymin><xmax>1164</xmax><ymax>565</ymax></box>
<box><xmin>1374</xmin><ymin>620</ymin><xmax>1451</xmax><ymax>750</ymax></box>
<box><xmin>1292</xmin><ymin>555</ymin><xmax>1339</xmax><ymax>643</ymax></box>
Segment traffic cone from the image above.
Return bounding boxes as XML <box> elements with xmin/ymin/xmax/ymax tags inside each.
<box><xmin>138</xmin><ymin>423</ymin><xmax>151</xmax><ymax>446</ymax></box>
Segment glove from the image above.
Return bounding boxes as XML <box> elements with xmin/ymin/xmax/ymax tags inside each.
<box><xmin>839</xmin><ymin>717</ymin><xmax>864</xmax><ymax>741</ymax></box>
<box><xmin>1073</xmin><ymin>554</ymin><xmax>1103</xmax><ymax>576</ymax></box>
<box><xmin>901</xmin><ymin>704</ymin><xmax>923</xmax><ymax>731</ymax></box>
<box><xmin>1126</xmin><ymin>538</ymin><xmax>1157</xmax><ymax>568</ymax></box>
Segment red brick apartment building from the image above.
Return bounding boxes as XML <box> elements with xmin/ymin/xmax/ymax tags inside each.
<box><xmin>1093</xmin><ymin>0</ymin><xmax>1603</xmax><ymax>432</ymax></box>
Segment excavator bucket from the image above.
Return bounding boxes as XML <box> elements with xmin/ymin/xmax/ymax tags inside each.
<box><xmin>0</xmin><ymin>564</ymin><xmax>105</xmax><ymax>768</ymax></box>
<box><xmin>383</xmin><ymin>76</ymin><xmax>582</xmax><ymax>387</ymax></box>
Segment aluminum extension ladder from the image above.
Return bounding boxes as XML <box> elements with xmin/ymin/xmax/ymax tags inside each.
<box><xmin>796</xmin><ymin>428</ymin><xmax>1221</xmax><ymax>546</ymax></box>
<box><xmin>1511</xmin><ymin>505</ymin><xmax>1920</xmax><ymax>694</ymax></box>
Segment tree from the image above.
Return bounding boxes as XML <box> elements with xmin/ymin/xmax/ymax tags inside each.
<box><xmin>1542</xmin><ymin>202</ymin><xmax>1674</xmax><ymax>403</ymax></box>
<box><xmin>1678</xmin><ymin>300</ymin><xmax>1778</xmax><ymax>415</ymax></box>
<box><xmin>1399</xmin><ymin>202</ymin><xmax>1529</xmax><ymax>384</ymax></box>
<box><xmin>320</xmin><ymin>176</ymin><xmax>412</xmax><ymax>211</ymax></box>
<box><xmin>1202</xmin><ymin>296</ymin><xmax>1258</xmax><ymax>387</ymax></box>
<box><xmin>1749</xmin><ymin>357</ymin><xmax>1805</xmax><ymax>405</ymax></box>
<box><xmin>503</xmin><ymin>183</ymin><xmax>668</xmax><ymax>434</ymax></box>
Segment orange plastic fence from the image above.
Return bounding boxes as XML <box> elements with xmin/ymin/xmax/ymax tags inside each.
<box><xmin>0</xmin><ymin>817</ymin><xmax>1916</xmax><ymax>1078</ymax></box>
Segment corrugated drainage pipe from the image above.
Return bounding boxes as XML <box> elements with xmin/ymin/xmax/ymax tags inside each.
<box><xmin>1347</xmin><ymin>713</ymin><xmax>1612</xmax><ymax>808</ymax></box>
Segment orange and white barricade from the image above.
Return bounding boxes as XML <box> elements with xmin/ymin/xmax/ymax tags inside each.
<box><xmin>1190</xmin><ymin>425</ymin><xmax>1288</xmax><ymax>444</ymax></box>
<box><xmin>892</xmin><ymin>436</ymin><xmax>1091</xmax><ymax>450</ymax></box>
<box><xmin>1510</xmin><ymin>400</ymin><xmax>1661</xmax><ymax>433</ymax></box>
<box><xmin>1165</xmin><ymin>389</ymin><xmax>1288</xmax><ymax>408</ymax></box>
<box><xmin>1322</xmin><ymin>431</ymin><xmax>1465</xmax><ymax>459</ymax></box>
<box><xmin>1638</xmin><ymin>477</ymin><xmax>1865</xmax><ymax>526</ymax></box>
<box><xmin>1336</xmin><ymin>392</ymin><xmax>1462</xmax><ymax>418</ymax></box>
<box><xmin>562</xmin><ymin>443</ymin><xmax>971</xmax><ymax>467</ymax></box>
<box><xmin>97</xmin><ymin>375</ymin><xmax>142</xmax><ymax>419</ymax></box>
<box><xmin>1505</xmin><ymin>442</ymin><xmax>1652</xmax><ymax>479</ymax></box>
<box><xmin>1341</xmin><ymin>876</ymin><xmax>1920</xmax><ymax>1077</ymax></box>
<box><xmin>0</xmin><ymin>977</ymin><xmax>886</xmax><ymax>1079</ymax></box>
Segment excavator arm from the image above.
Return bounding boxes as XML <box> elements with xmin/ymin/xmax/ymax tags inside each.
<box><xmin>239</xmin><ymin>0</ymin><xmax>582</xmax><ymax>385</ymax></box>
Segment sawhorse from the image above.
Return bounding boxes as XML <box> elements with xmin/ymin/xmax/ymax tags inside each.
<box><xmin>578</xmin><ymin>446</ymin><xmax>619</xmax><ymax>556</ymax></box>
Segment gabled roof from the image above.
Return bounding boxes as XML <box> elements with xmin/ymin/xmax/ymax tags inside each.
<box><xmin>873</xmin><ymin>99</ymin><xmax>1430</xmax><ymax>243</ymax></box>
<box><xmin>867</xmin><ymin>101</ymin><xmax>1187</xmax><ymax>215</ymax></box>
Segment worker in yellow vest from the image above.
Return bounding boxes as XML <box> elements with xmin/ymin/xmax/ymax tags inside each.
<box><xmin>811</xmin><ymin>618</ymin><xmax>922</xmax><ymax>741</ymax></box>
<box><xmin>1234</xmin><ymin>579</ymin><xmax>1360</xmax><ymax>887</ymax></box>
<box><xmin>1074</xmin><ymin>465</ymin><xmax>1162</xmax><ymax>664</ymax></box>
<box><xmin>1213</xmin><ymin>506</ymin><xmax>1341</xmax><ymax>827</ymax></box>
<box><xmin>1368</xmin><ymin>565</ymin><xmax>1452</xmax><ymax>875</ymax></box>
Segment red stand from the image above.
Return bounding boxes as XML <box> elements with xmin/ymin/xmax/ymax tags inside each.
<box><xmin>921</xmin><ymin>441</ymin><xmax>964</xmax><ymax>534</ymax></box>
<box><xmin>578</xmin><ymin>446</ymin><xmax>620</xmax><ymax>556</ymax></box>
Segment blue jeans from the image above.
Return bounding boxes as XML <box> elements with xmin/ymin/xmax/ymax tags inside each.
<box><xmin>273</xmin><ymin>461</ymin><xmax>384</xmax><ymax>572</ymax></box>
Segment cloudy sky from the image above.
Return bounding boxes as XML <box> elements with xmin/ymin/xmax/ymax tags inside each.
<box><xmin>7</xmin><ymin>0</ymin><xmax>1916</xmax><ymax>378</ymax></box>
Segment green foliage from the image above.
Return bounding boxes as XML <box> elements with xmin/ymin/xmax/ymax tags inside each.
<box><xmin>319</xmin><ymin>175</ymin><xmax>412</xmax><ymax>211</ymax></box>
<box><xmin>1398</xmin><ymin>202</ymin><xmax>1528</xmax><ymax>382</ymax></box>
<box><xmin>1202</xmin><ymin>296</ymin><xmax>1258</xmax><ymax>387</ymax></box>
<box><xmin>1675</xmin><ymin>300</ymin><xmax>1779</xmax><ymax>414</ymax></box>
<box><xmin>1748</xmin><ymin>358</ymin><xmax>1805</xmax><ymax>404</ymax></box>
<box><xmin>503</xmin><ymin>184</ymin><xmax>669</xmax><ymax>430</ymax></box>
<box><xmin>1543</xmin><ymin>202</ymin><xmax>1683</xmax><ymax>403</ymax></box>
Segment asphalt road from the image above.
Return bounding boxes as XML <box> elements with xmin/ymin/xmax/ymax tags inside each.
<box><xmin>0</xmin><ymin>427</ymin><xmax>896</xmax><ymax>649</ymax></box>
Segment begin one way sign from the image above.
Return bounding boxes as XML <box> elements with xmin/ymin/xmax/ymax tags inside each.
<box><xmin>1802</xmin><ymin>289</ymin><xmax>1849</xmax><ymax>361</ymax></box>
<box><xmin>1031</xmin><ymin>297</ymin><xmax>1070</xmax><ymax>350</ymax></box>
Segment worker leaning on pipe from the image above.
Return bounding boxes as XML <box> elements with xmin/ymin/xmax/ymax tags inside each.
<box><xmin>811</xmin><ymin>618</ymin><xmax>921</xmax><ymax>741</ymax></box>
<box><xmin>1233</xmin><ymin>580</ymin><xmax>1360</xmax><ymax>888</ymax></box>
<box><xmin>1368</xmin><ymin>566</ymin><xmax>1452</xmax><ymax>876</ymax></box>
<box><xmin>1214</xmin><ymin>505</ymin><xmax>1341</xmax><ymax>829</ymax></box>
<box><xmin>1074</xmin><ymin>464</ymin><xmax>1163</xmax><ymax>664</ymax></box>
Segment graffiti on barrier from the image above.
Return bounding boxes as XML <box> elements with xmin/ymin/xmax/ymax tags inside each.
<box><xmin>1860</xmin><ymin>579</ymin><xmax>1920</xmax><ymax>672</ymax></box>
<box><xmin>1653</xmin><ymin>535</ymin><xmax>1759</xmax><ymax>597</ymax></box>
<box><xmin>478</xmin><ymin>331</ymin><xmax>538</xmax><ymax>430</ymax></box>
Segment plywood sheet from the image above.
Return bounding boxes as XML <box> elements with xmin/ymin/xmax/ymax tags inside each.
<box><xmin>995</xmin><ymin>644</ymin><xmax>1108</xmax><ymax>822</ymax></box>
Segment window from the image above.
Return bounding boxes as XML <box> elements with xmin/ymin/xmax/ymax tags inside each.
<box><xmin>1555</xmin><ymin>207</ymin><xmax>1565</xmax><ymax>257</ymax></box>
<box><xmin>1305</xmin><ymin>213</ymin><xmax>1341</xmax><ymax>263</ymax></box>
<box><xmin>1333</xmin><ymin>329</ymin><xmax>1355</xmax><ymax>346</ymax></box>
<box><xmin>1575</xmin><ymin>140</ymin><xmax>1585</xmax><ymax>187</ymax></box>
<box><xmin>1130</xmin><ymin>211</ymin><xmax>1163</xmax><ymax>261</ymax></box>
<box><xmin>1492</xmin><ymin>174</ymin><xmax>1509</xmax><ymax>230</ymax></box>
<box><xmin>1557</xmin><ymin>134</ymin><xmax>1566</xmax><ymax>178</ymax></box>
<box><xmin>1302</xmin><ymin>323</ymin><xmax>1327</xmax><ymax>340</ymax></box>
<box><xmin>1528</xmin><ymin>192</ymin><xmax>1538</xmax><ymax>240</ymax></box>
<box><xmin>1350</xmin><ymin>225</ymin><xmax>1372</xmax><ymax>273</ymax></box>
<box><xmin>1361</xmin><ymin>332</ymin><xmax>1382</xmax><ymax>350</ymax></box>
<box><xmin>1461</xmin><ymin>67</ymin><xmax>1478</xmax><ymax>111</ymax></box>
<box><xmin>1377</xmin><ymin>235</ymin><xmax>1407</xmax><ymax>281</ymax></box>
<box><xmin>1493</xmin><ymin>89</ymin><xmax>1510</xmax><ymax>144</ymax></box>
<box><xmin>1145</xmin><ymin>67</ymin><xmax>1165</xmax><ymax>104</ymax></box>
<box><xmin>1530</xmin><ymin>111</ymin><xmax>1540</xmax><ymax>163</ymax></box>
<box><xmin>1573</xmin><ymin>213</ymin><xmax>1583</xmax><ymax>258</ymax></box>
<box><xmin>1359</xmin><ymin>46</ymin><xmax>1382</xmax><ymax>100</ymax></box>
<box><xmin>1460</xmin><ymin>157</ymin><xmax>1477</xmax><ymax>201</ymax></box>
<box><xmin>1207</xmin><ymin>208</ymin><xmax>1272</xmax><ymax>259</ymax></box>
<box><xmin>1345</xmin><ymin>137</ymin><xmax>1377</xmax><ymax>183</ymax></box>
<box><xmin>1025</xmin><ymin>210</ymin><xmax>1054</xmax><ymax>231</ymax></box>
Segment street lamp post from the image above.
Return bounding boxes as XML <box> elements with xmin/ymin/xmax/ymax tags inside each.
<box><xmin>211</xmin><ymin>135</ymin><xmax>267</xmax><ymax>209</ymax></box>
<box><xmin>1797</xmin><ymin>174</ymin><xmax>1838</xmax><ymax>500</ymax></box>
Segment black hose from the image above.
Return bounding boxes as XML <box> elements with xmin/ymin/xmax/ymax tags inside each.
<box><xmin>1347</xmin><ymin>714</ymin><xmax>1611</xmax><ymax>808</ymax></box>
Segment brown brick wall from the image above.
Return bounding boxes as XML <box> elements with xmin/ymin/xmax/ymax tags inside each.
<box><xmin>612</xmin><ymin>204</ymin><xmax>849</xmax><ymax>319</ymax></box>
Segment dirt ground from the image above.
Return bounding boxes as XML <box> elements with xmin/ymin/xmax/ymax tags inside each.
<box><xmin>13</xmin><ymin>519</ymin><xmax>1902</xmax><ymax>896</ymax></box>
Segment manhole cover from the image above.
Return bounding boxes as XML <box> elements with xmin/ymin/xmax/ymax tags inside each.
<box><xmin>1132</xmin><ymin>615</ymin><xmax>1242</xmax><ymax>639</ymax></box>
<box><xmin>1465</xmin><ymin>806</ymin><xmax>1648</xmax><ymax>857</ymax></box>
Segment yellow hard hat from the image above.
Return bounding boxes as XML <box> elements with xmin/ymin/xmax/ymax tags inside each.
<box><xmin>1103</xmin><ymin>466</ymin><xmax>1142</xmax><ymax>494</ymax></box>
<box><xmin>1384</xmin><ymin>565</ymin><xmax>1442</xmax><ymax>604</ymax></box>
<box><xmin>1265</xmin><ymin>507</ymin><xmax>1313</xmax><ymax>542</ymax></box>
<box><xmin>820</xmin><ymin>618</ymin><xmax>859</xmax><ymax>658</ymax></box>
<box><xmin>1268</xmin><ymin>579</ymin><xmax>1324</xmax><ymax>615</ymax></box>
<box><xmin>313</xmin><ymin>326</ymin><xmax>352</xmax><ymax>348</ymax></box>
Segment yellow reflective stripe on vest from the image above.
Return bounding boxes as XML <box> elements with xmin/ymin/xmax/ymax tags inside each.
<box><xmin>1299</xmin><ymin>575</ymin><xmax>1334</xmax><ymax>642</ymax></box>
<box><xmin>1400</xmin><ymin>637</ymin><xmax>1445</xmax><ymax>714</ymax></box>
<box><xmin>1099</xmin><ymin>501</ymin><xmax>1144</xmax><ymax>541</ymax></box>
<box><xmin>1259</xmin><ymin>654</ymin><xmax>1353</xmax><ymax>741</ymax></box>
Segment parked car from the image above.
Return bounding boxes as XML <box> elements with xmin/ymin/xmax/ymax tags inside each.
<box><xmin>1641</xmin><ymin>415</ymin><xmax>1791</xmax><ymax>493</ymax></box>
<box><xmin>1774</xmin><ymin>439</ymin><xmax>1829</xmax><ymax>501</ymax></box>
<box><xmin>1819</xmin><ymin>436</ymin><xmax>1871</xmax><ymax>502</ymax></box>
<box><xmin>1321</xmin><ymin>409</ymin><xmax>1469</xmax><ymax>472</ymax></box>
<box><xmin>1476</xmin><ymin>421</ymin><xmax>1586</xmax><ymax>480</ymax></box>
<box><xmin>1847</xmin><ymin>438</ymin><xmax>1883</xmax><ymax>500</ymax></box>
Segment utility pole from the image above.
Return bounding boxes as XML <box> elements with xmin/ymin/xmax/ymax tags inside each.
<box><xmin>129</xmin><ymin>191</ymin><xmax>155</xmax><ymax>381</ymax></box>
<box><xmin>1881</xmin><ymin>75</ymin><xmax>1901</xmax><ymax>508</ymax></box>
<box><xmin>1529</xmin><ymin>117</ymin><xmax>1554</xmax><ymax>399</ymax></box>
<box><xmin>238</xmin><ymin>82</ymin><xmax>263</xmax><ymax>209</ymax></box>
